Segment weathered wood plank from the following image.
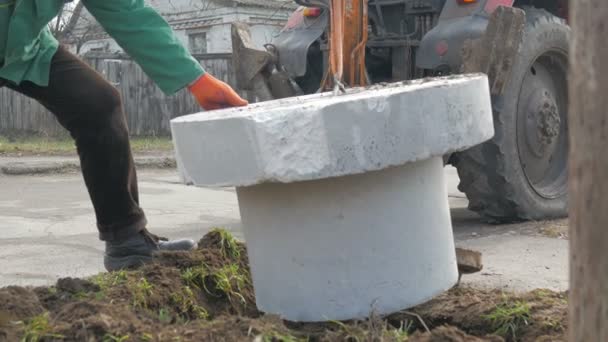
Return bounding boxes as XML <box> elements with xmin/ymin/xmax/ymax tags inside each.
<box><xmin>0</xmin><ymin>54</ymin><xmax>235</xmax><ymax>136</ymax></box>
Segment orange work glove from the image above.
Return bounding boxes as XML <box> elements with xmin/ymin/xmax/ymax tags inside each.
<box><xmin>188</xmin><ymin>73</ymin><xmax>248</xmax><ymax>110</ymax></box>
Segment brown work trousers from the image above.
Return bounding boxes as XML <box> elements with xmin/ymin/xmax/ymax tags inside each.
<box><xmin>3</xmin><ymin>46</ymin><xmax>147</xmax><ymax>241</ymax></box>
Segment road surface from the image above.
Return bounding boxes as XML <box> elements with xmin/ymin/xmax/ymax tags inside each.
<box><xmin>0</xmin><ymin>167</ymin><xmax>568</xmax><ymax>291</ymax></box>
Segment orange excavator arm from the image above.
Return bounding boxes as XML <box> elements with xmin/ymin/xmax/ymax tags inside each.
<box><xmin>323</xmin><ymin>0</ymin><xmax>368</xmax><ymax>90</ymax></box>
<box><xmin>232</xmin><ymin>0</ymin><xmax>369</xmax><ymax>98</ymax></box>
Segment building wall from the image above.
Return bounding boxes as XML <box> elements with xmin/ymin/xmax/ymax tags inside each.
<box><xmin>75</xmin><ymin>1</ymin><xmax>294</xmax><ymax>55</ymax></box>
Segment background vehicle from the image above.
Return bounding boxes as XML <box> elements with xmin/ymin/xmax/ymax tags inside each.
<box><xmin>233</xmin><ymin>0</ymin><xmax>570</xmax><ymax>222</ymax></box>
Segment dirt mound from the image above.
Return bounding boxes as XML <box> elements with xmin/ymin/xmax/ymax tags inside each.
<box><xmin>0</xmin><ymin>287</ymin><xmax>44</xmax><ymax>321</ymax></box>
<box><xmin>0</xmin><ymin>287</ymin><xmax>46</xmax><ymax>341</ymax></box>
<box><xmin>410</xmin><ymin>325</ymin><xmax>503</xmax><ymax>341</ymax></box>
<box><xmin>405</xmin><ymin>287</ymin><xmax>567</xmax><ymax>341</ymax></box>
<box><xmin>0</xmin><ymin>229</ymin><xmax>568</xmax><ymax>341</ymax></box>
<box><xmin>53</xmin><ymin>301</ymin><xmax>145</xmax><ymax>341</ymax></box>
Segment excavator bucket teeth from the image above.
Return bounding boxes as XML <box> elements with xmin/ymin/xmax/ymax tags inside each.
<box><xmin>462</xmin><ymin>6</ymin><xmax>526</xmax><ymax>96</ymax></box>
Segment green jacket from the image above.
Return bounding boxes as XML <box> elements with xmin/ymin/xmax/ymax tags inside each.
<box><xmin>0</xmin><ymin>0</ymin><xmax>205</xmax><ymax>94</ymax></box>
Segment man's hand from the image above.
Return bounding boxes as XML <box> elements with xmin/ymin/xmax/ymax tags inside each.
<box><xmin>188</xmin><ymin>73</ymin><xmax>248</xmax><ymax>110</ymax></box>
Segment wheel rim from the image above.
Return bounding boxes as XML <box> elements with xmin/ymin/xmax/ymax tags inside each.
<box><xmin>516</xmin><ymin>50</ymin><xmax>569</xmax><ymax>199</ymax></box>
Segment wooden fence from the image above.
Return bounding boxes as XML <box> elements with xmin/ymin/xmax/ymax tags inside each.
<box><xmin>0</xmin><ymin>52</ymin><xmax>237</xmax><ymax>137</ymax></box>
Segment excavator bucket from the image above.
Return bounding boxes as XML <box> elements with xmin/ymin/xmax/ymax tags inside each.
<box><xmin>231</xmin><ymin>22</ymin><xmax>300</xmax><ymax>101</ymax></box>
<box><xmin>462</xmin><ymin>6</ymin><xmax>526</xmax><ymax>96</ymax></box>
<box><xmin>231</xmin><ymin>22</ymin><xmax>275</xmax><ymax>101</ymax></box>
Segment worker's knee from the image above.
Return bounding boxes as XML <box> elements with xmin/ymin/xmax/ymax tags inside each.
<box><xmin>72</xmin><ymin>84</ymin><xmax>130</xmax><ymax>145</ymax></box>
<box><xmin>96</xmin><ymin>84</ymin><xmax>124</xmax><ymax>122</ymax></box>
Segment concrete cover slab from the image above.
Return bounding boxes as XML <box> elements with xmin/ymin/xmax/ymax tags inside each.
<box><xmin>171</xmin><ymin>74</ymin><xmax>494</xmax><ymax>187</ymax></box>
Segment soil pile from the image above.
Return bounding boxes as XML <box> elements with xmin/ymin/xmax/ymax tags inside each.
<box><xmin>0</xmin><ymin>229</ymin><xmax>567</xmax><ymax>341</ymax></box>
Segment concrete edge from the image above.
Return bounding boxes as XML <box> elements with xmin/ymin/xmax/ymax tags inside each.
<box><xmin>0</xmin><ymin>157</ymin><xmax>176</xmax><ymax>176</ymax></box>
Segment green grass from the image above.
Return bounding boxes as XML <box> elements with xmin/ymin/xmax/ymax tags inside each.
<box><xmin>130</xmin><ymin>277</ymin><xmax>154</xmax><ymax>309</ymax></box>
<box><xmin>328</xmin><ymin>319</ymin><xmax>411</xmax><ymax>342</ymax></box>
<box><xmin>182</xmin><ymin>262</ymin><xmax>248</xmax><ymax>305</ymax></box>
<box><xmin>19</xmin><ymin>312</ymin><xmax>64</xmax><ymax>342</ymax></box>
<box><xmin>130</xmin><ymin>137</ymin><xmax>174</xmax><ymax>153</ymax></box>
<box><xmin>103</xmin><ymin>334</ymin><xmax>130</xmax><ymax>342</ymax></box>
<box><xmin>158</xmin><ymin>308</ymin><xmax>172</xmax><ymax>324</ymax></box>
<box><xmin>210</xmin><ymin>228</ymin><xmax>241</xmax><ymax>259</ymax></box>
<box><xmin>93</xmin><ymin>271</ymin><xmax>154</xmax><ymax>309</ymax></box>
<box><xmin>140</xmin><ymin>333</ymin><xmax>154</xmax><ymax>341</ymax></box>
<box><xmin>0</xmin><ymin>135</ymin><xmax>173</xmax><ymax>155</ymax></box>
<box><xmin>387</xmin><ymin>321</ymin><xmax>411</xmax><ymax>341</ymax></box>
<box><xmin>262</xmin><ymin>331</ymin><xmax>308</xmax><ymax>342</ymax></box>
<box><xmin>485</xmin><ymin>299</ymin><xmax>531</xmax><ymax>340</ymax></box>
<box><xmin>208</xmin><ymin>264</ymin><xmax>248</xmax><ymax>304</ymax></box>
<box><xmin>170</xmin><ymin>286</ymin><xmax>209</xmax><ymax>321</ymax></box>
<box><xmin>181</xmin><ymin>265</ymin><xmax>209</xmax><ymax>290</ymax></box>
<box><xmin>91</xmin><ymin>270</ymin><xmax>129</xmax><ymax>293</ymax></box>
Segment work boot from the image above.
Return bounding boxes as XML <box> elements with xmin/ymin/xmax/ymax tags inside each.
<box><xmin>104</xmin><ymin>229</ymin><xmax>196</xmax><ymax>271</ymax></box>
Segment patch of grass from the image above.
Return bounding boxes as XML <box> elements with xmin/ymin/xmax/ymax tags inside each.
<box><xmin>158</xmin><ymin>308</ymin><xmax>173</xmax><ymax>324</ymax></box>
<box><xmin>528</xmin><ymin>289</ymin><xmax>568</xmax><ymax>307</ymax></box>
<box><xmin>184</xmin><ymin>262</ymin><xmax>251</xmax><ymax>309</ymax></box>
<box><xmin>0</xmin><ymin>135</ymin><xmax>173</xmax><ymax>155</ymax></box>
<box><xmin>140</xmin><ymin>333</ymin><xmax>154</xmax><ymax>341</ymax></box>
<box><xmin>170</xmin><ymin>286</ymin><xmax>209</xmax><ymax>321</ymax></box>
<box><xmin>261</xmin><ymin>331</ymin><xmax>308</xmax><ymax>342</ymax></box>
<box><xmin>91</xmin><ymin>270</ymin><xmax>128</xmax><ymax>293</ymax></box>
<box><xmin>329</xmin><ymin>320</ymin><xmax>373</xmax><ymax>342</ymax></box>
<box><xmin>542</xmin><ymin>316</ymin><xmax>564</xmax><ymax>332</ymax></box>
<box><xmin>130</xmin><ymin>277</ymin><xmax>154</xmax><ymax>309</ymax></box>
<box><xmin>210</xmin><ymin>228</ymin><xmax>241</xmax><ymax>259</ymax></box>
<box><xmin>72</xmin><ymin>290</ymin><xmax>89</xmax><ymax>300</ymax></box>
<box><xmin>0</xmin><ymin>136</ymin><xmax>75</xmax><ymax>155</ymax></box>
<box><xmin>19</xmin><ymin>312</ymin><xmax>64</xmax><ymax>342</ymax></box>
<box><xmin>181</xmin><ymin>265</ymin><xmax>209</xmax><ymax>290</ymax></box>
<box><xmin>387</xmin><ymin>321</ymin><xmax>411</xmax><ymax>341</ymax></box>
<box><xmin>485</xmin><ymin>299</ymin><xmax>531</xmax><ymax>340</ymax></box>
<box><xmin>181</xmin><ymin>261</ymin><xmax>250</xmax><ymax>307</ymax></box>
<box><xmin>328</xmin><ymin>318</ymin><xmax>411</xmax><ymax>342</ymax></box>
<box><xmin>208</xmin><ymin>264</ymin><xmax>248</xmax><ymax>304</ymax></box>
<box><xmin>531</xmin><ymin>289</ymin><xmax>554</xmax><ymax>298</ymax></box>
<box><xmin>130</xmin><ymin>137</ymin><xmax>174</xmax><ymax>152</ymax></box>
<box><xmin>103</xmin><ymin>334</ymin><xmax>130</xmax><ymax>342</ymax></box>
<box><xmin>90</xmin><ymin>270</ymin><xmax>128</xmax><ymax>300</ymax></box>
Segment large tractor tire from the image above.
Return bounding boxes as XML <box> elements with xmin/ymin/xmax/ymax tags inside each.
<box><xmin>454</xmin><ymin>7</ymin><xmax>570</xmax><ymax>222</ymax></box>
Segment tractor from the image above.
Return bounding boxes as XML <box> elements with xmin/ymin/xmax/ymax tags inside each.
<box><xmin>232</xmin><ymin>0</ymin><xmax>569</xmax><ymax>222</ymax></box>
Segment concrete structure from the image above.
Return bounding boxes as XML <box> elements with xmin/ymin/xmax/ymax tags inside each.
<box><xmin>72</xmin><ymin>0</ymin><xmax>297</xmax><ymax>55</ymax></box>
<box><xmin>171</xmin><ymin>74</ymin><xmax>495</xmax><ymax>321</ymax></box>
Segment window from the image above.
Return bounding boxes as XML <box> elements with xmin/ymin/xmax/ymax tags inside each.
<box><xmin>188</xmin><ymin>32</ymin><xmax>208</xmax><ymax>54</ymax></box>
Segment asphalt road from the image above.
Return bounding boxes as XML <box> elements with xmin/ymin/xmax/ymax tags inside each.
<box><xmin>0</xmin><ymin>167</ymin><xmax>568</xmax><ymax>291</ymax></box>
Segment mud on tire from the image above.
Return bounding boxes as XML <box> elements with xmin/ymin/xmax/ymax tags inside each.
<box><xmin>454</xmin><ymin>7</ymin><xmax>570</xmax><ymax>222</ymax></box>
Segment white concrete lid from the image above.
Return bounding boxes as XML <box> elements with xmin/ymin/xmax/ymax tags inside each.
<box><xmin>171</xmin><ymin>74</ymin><xmax>494</xmax><ymax>187</ymax></box>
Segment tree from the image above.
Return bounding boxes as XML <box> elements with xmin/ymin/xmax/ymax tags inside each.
<box><xmin>569</xmin><ymin>0</ymin><xmax>608</xmax><ymax>341</ymax></box>
<box><xmin>49</xmin><ymin>1</ymin><xmax>83</xmax><ymax>40</ymax></box>
<box><xmin>49</xmin><ymin>1</ymin><xmax>98</xmax><ymax>54</ymax></box>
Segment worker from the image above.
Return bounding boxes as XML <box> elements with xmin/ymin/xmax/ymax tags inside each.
<box><xmin>0</xmin><ymin>0</ymin><xmax>248</xmax><ymax>271</ymax></box>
